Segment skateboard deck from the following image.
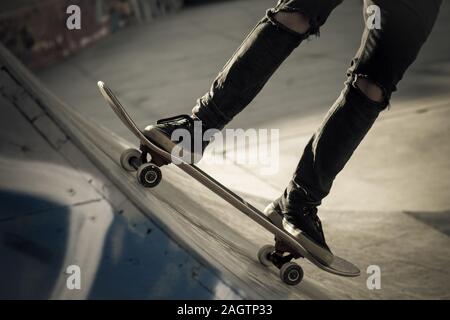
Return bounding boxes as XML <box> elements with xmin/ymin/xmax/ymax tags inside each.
<box><xmin>98</xmin><ymin>81</ymin><xmax>360</xmax><ymax>285</ymax></box>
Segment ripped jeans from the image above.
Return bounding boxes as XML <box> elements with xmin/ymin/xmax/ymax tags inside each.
<box><xmin>192</xmin><ymin>0</ymin><xmax>442</xmax><ymax>206</ymax></box>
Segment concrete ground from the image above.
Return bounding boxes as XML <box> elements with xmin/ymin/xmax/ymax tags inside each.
<box><xmin>37</xmin><ymin>0</ymin><xmax>450</xmax><ymax>298</ymax></box>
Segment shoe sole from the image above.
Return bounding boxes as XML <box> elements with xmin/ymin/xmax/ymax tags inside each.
<box><xmin>282</xmin><ymin>219</ymin><xmax>334</xmax><ymax>265</ymax></box>
<box><xmin>263</xmin><ymin>203</ymin><xmax>284</xmax><ymax>228</ymax></box>
<box><xmin>263</xmin><ymin>203</ymin><xmax>334</xmax><ymax>266</ymax></box>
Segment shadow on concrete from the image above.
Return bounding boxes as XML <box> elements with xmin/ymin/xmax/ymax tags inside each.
<box><xmin>404</xmin><ymin>210</ymin><xmax>450</xmax><ymax>237</ymax></box>
<box><xmin>0</xmin><ymin>190</ymin><xmax>68</xmax><ymax>299</ymax></box>
<box><xmin>88</xmin><ymin>211</ymin><xmax>218</xmax><ymax>299</ymax></box>
<box><xmin>0</xmin><ymin>190</ymin><xmax>221</xmax><ymax>299</ymax></box>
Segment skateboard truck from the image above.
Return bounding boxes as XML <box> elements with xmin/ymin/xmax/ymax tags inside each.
<box><xmin>120</xmin><ymin>147</ymin><xmax>162</xmax><ymax>188</ymax></box>
<box><xmin>257</xmin><ymin>238</ymin><xmax>305</xmax><ymax>285</ymax></box>
<box><xmin>139</xmin><ymin>144</ymin><xmax>150</xmax><ymax>164</ymax></box>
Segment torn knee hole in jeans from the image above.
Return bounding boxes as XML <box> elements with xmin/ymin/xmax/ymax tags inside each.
<box><xmin>351</xmin><ymin>74</ymin><xmax>389</xmax><ymax>107</ymax></box>
<box><xmin>267</xmin><ymin>7</ymin><xmax>320</xmax><ymax>38</ymax></box>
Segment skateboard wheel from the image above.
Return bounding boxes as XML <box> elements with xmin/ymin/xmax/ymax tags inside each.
<box><xmin>137</xmin><ymin>163</ymin><xmax>162</xmax><ymax>188</ymax></box>
<box><xmin>258</xmin><ymin>245</ymin><xmax>275</xmax><ymax>267</ymax></box>
<box><xmin>279</xmin><ymin>262</ymin><xmax>303</xmax><ymax>286</ymax></box>
<box><xmin>120</xmin><ymin>148</ymin><xmax>142</xmax><ymax>171</ymax></box>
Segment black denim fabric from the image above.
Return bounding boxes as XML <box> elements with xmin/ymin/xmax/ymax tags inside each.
<box><xmin>348</xmin><ymin>0</ymin><xmax>442</xmax><ymax>100</ymax></box>
<box><xmin>192</xmin><ymin>0</ymin><xmax>442</xmax><ymax>205</ymax></box>
<box><xmin>192</xmin><ymin>14</ymin><xmax>306</xmax><ymax>130</ymax></box>
<box><xmin>289</xmin><ymin>82</ymin><xmax>386</xmax><ymax>204</ymax></box>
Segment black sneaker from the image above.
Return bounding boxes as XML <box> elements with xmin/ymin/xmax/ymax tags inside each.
<box><xmin>144</xmin><ymin>114</ymin><xmax>211</xmax><ymax>164</ymax></box>
<box><xmin>264</xmin><ymin>199</ymin><xmax>334</xmax><ymax>265</ymax></box>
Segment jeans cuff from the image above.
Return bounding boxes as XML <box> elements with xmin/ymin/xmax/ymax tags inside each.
<box><xmin>192</xmin><ymin>95</ymin><xmax>230</xmax><ymax>130</ymax></box>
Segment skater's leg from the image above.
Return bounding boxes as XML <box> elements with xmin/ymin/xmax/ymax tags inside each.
<box><xmin>285</xmin><ymin>0</ymin><xmax>443</xmax><ymax>205</ymax></box>
<box><xmin>145</xmin><ymin>0</ymin><xmax>343</xmax><ymax>163</ymax></box>
<box><xmin>267</xmin><ymin>0</ymin><xmax>442</xmax><ymax>262</ymax></box>
<box><xmin>192</xmin><ymin>0</ymin><xmax>343</xmax><ymax>130</ymax></box>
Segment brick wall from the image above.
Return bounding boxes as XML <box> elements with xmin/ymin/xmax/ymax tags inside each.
<box><xmin>0</xmin><ymin>0</ymin><xmax>185</xmax><ymax>69</ymax></box>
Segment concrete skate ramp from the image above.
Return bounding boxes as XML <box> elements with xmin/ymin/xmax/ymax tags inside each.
<box><xmin>0</xmin><ymin>45</ymin><xmax>339</xmax><ymax>299</ymax></box>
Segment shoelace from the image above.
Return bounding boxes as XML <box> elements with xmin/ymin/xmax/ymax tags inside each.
<box><xmin>156</xmin><ymin>114</ymin><xmax>193</xmax><ymax>126</ymax></box>
<box><xmin>156</xmin><ymin>114</ymin><xmax>208</xmax><ymax>133</ymax></box>
<box><xmin>155</xmin><ymin>114</ymin><xmax>210</xmax><ymax>157</ymax></box>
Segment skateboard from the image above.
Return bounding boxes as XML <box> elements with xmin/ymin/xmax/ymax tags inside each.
<box><xmin>98</xmin><ymin>81</ymin><xmax>360</xmax><ymax>285</ymax></box>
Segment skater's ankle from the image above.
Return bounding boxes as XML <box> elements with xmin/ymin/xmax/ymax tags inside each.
<box><xmin>278</xmin><ymin>181</ymin><xmax>320</xmax><ymax>213</ymax></box>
